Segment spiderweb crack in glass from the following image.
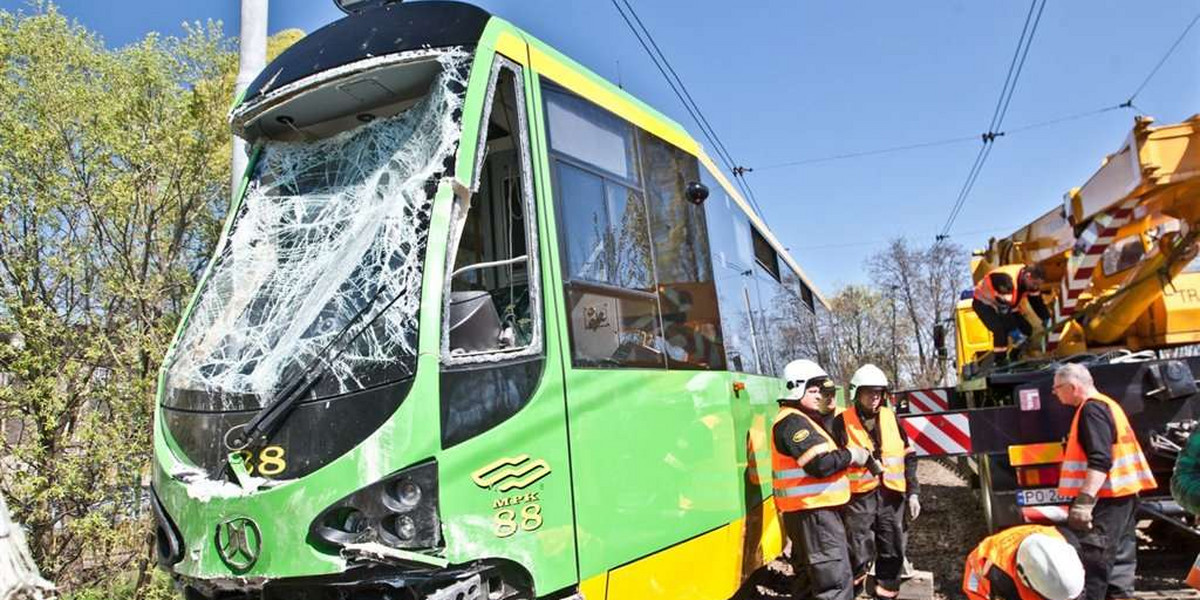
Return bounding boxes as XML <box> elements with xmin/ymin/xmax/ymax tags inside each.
<box><xmin>167</xmin><ymin>50</ymin><xmax>468</xmax><ymax>410</ymax></box>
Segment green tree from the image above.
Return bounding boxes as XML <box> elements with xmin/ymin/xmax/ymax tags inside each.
<box><xmin>0</xmin><ymin>4</ymin><xmax>298</xmax><ymax>594</ymax></box>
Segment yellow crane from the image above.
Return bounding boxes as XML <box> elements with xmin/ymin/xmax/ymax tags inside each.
<box><xmin>901</xmin><ymin>115</ymin><xmax>1200</xmax><ymax>534</ymax></box>
<box><xmin>957</xmin><ymin>114</ymin><xmax>1200</xmax><ymax>373</ymax></box>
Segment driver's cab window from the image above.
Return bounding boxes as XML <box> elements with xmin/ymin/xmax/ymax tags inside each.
<box><xmin>442</xmin><ymin>58</ymin><xmax>540</xmax><ymax>363</ymax></box>
<box><xmin>544</xmin><ymin>85</ymin><xmax>666</xmax><ymax>369</ymax></box>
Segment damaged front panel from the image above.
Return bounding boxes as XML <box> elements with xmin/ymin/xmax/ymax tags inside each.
<box><xmin>165</xmin><ymin>50</ymin><xmax>469</xmax><ymax>412</ymax></box>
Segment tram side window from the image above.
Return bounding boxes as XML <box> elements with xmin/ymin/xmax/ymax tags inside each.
<box><xmin>800</xmin><ymin>280</ymin><xmax>815</xmax><ymax>313</ymax></box>
<box><xmin>640</xmin><ymin>131</ymin><xmax>726</xmax><ymax>370</ymax></box>
<box><xmin>545</xmin><ymin>86</ymin><xmax>665</xmax><ymax>368</ymax></box>
<box><xmin>702</xmin><ymin>168</ymin><xmax>766</xmax><ymax>374</ymax></box>
<box><xmin>752</xmin><ymin>227</ymin><xmax>781</xmax><ymax>282</ymax></box>
<box><xmin>760</xmin><ymin>267</ymin><xmax>819</xmax><ymax>374</ymax></box>
<box><xmin>443</xmin><ymin>62</ymin><xmax>540</xmax><ymax>361</ymax></box>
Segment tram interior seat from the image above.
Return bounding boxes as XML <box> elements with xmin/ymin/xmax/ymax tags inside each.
<box><xmin>447</xmin><ymin>291</ymin><xmax>503</xmax><ymax>353</ymax></box>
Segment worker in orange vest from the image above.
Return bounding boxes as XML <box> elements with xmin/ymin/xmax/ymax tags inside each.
<box><xmin>772</xmin><ymin>359</ymin><xmax>871</xmax><ymax>600</ymax></box>
<box><xmin>972</xmin><ymin>264</ymin><xmax>1051</xmax><ymax>364</ymax></box>
<box><xmin>1052</xmin><ymin>363</ymin><xmax>1156</xmax><ymax>600</ymax></box>
<box><xmin>963</xmin><ymin>524</ymin><xmax>1085</xmax><ymax>600</ymax></box>
<box><xmin>831</xmin><ymin>364</ymin><xmax>919</xmax><ymax>600</ymax></box>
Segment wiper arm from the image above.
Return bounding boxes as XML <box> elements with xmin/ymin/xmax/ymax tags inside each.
<box><xmin>222</xmin><ymin>282</ymin><xmax>411</xmax><ymax>455</ymax></box>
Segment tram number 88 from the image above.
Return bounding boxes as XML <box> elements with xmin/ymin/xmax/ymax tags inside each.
<box><xmin>494</xmin><ymin>503</ymin><xmax>542</xmax><ymax>538</ymax></box>
<box><xmin>233</xmin><ymin>446</ymin><xmax>287</xmax><ymax>477</ymax></box>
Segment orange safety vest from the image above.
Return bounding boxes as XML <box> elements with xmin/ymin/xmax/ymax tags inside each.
<box><xmin>842</xmin><ymin>405</ymin><xmax>913</xmax><ymax>494</ymax></box>
<box><xmin>1057</xmin><ymin>393</ymin><xmax>1156</xmax><ymax>499</ymax></box>
<box><xmin>963</xmin><ymin>525</ymin><xmax>1062</xmax><ymax>600</ymax></box>
<box><xmin>771</xmin><ymin>406</ymin><xmax>851</xmax><ymax>512</ymax></box>
<box><xmin>973</xmin><ymin>264</ymin><xmax>1027</xmax><ymax>309</ymax></box>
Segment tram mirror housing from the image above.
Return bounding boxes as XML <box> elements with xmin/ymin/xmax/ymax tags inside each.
<box><xmin>685</xmin><ymin>182</ymin><xmax>709</xmax><ymax>205</ymax></box>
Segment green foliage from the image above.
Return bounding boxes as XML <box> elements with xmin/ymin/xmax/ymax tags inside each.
<box><xmin>61</xmin><ymin>569</ymin><xmax>177</xmax><ymax>600</ymax></box>
<box><xmin>0</xmin><ymin>2</ymin><xmax>245</xmax><ymax>594</ymax></box>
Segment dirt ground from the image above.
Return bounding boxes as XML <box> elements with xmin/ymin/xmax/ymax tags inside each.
<box><xmin>733</xmin><ymin>460</ymin><xmax>1199</xmax><ymax>600</ymax></box>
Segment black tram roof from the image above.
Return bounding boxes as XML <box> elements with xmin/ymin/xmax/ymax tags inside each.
<box><xmin>240</xmin><ymin>1</ymin><xmax>492</xmax><ymax>107</ymax></box>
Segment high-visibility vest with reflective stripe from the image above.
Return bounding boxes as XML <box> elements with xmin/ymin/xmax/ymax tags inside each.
<box><xmin>843</xmin><ymin>405</ymin><xmax>912</xmax><ymax>493</ymax></box>
<box><xmin>973</xmin><ymin>264</ymin><xmax>1025</xmax><ymax>309</ymax></box>
<box><xmin>963</xmin><ymin>525</ymin><xmax>1062</xmax><ymax>600</ymax></box>
<box><xmin>1057</xmin><ymin>393</ymin><xmax>1156</xmax><ymax>498</ymax></box>
<box><xmin>771</xmin><ymin>407</ymin><xmax>851</xmax><ymax>512</ymax></box>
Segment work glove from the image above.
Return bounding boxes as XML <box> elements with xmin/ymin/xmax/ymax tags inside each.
<box><xmin>907</xmin><ymin>495</ymin><xmax>921</xmax><ymax>521</ymax></box>
<box><xmin>1068</xmin><ymin>493</ymin><xmax>1096</xmax><ymax>532</ymax></box>
<box><xmin>1009</xmin><ymin>328</ymin><xmax>1028</xmax><ymax>345</ymax></box>
<box><xmin>847</xmin><ymin>446</ymin><xmax>871</xmax><ymax>467</ymax></box>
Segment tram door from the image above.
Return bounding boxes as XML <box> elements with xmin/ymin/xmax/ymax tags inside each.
<box><xmin>533</xmin><ymin>78</ymin><xmax>745</xmax><ymax>598</ymax></box>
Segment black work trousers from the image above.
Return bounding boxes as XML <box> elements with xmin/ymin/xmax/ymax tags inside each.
<box><xmin>782</xmin><ymin>507</ymin><xmax>854</xmax><ymax>600</ymax></box>
<box><xmin>972</xmin><ymin>299</ymin><xmax>1030</xmax><ymax>352</ymax></box>
<box><xmin>842</xmin><ymin>488</ymin><xmax>908</xmax><ymax>592</ymax></box>
<box><xmin>874</xmin><ymin>488</ymin><xmax>907</xmax><ymax>592</ymax></box>
<box><xmin>1076</xmin><ymin>495</ymin><xmax>1138</xmax><ymax>600</ymax></box>
<box><xmin>843</xmin><ymin>490</ymin><xmax>878</xmax><ymax>582</ymax></box>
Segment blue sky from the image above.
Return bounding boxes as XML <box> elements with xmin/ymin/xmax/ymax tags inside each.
<box><xmin>6</xmin><ymin>0</ymin><xmax>1197</xmax><ymax>294</ymax></box>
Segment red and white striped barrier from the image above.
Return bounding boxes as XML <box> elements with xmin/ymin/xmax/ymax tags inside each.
<box><xmin>1049</xmin><ymin>198</ymin><xmax>1138</xmax><ymax>349</ymax></box>
<box><xmin>897</xmin><ymin>388</ymin><xmax>951</xmax><ymax>414</ymax></box>
<box><xmin>900</xmin><ymin>413</ymin><xmax>972</xmax><ymax>456</ymax></box>
<box><xmin>1021</xmin><ymin>505</ymin><xmax>1068</xmax><ymax>524</ymax></box>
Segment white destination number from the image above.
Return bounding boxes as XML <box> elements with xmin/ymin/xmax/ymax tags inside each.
<box><xmin>1015</xmin><ymin>488</ymin><xmax>1070</xmax><ymax>506</ymax></box>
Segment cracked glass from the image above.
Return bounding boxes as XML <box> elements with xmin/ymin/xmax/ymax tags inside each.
<box><xmin>164</xmin><ymin>51</ymin><xmax>468</xmax><ymax>412</ymax></box>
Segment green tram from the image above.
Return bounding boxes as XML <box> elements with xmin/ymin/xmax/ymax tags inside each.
<box><xmin>152</xmin><ymin>2</ymin><xmax>830</xmax><ymax>598</ymax></box>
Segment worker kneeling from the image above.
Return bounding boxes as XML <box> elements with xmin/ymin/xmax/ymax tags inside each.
<box><xmin>972</xmin><ymin>264</ymin><xmax>1051</xmax><ymax>364</ymax></box>
<box><xmin>963</xmin><ymin>525</ymin><xmax>1085</xmax><ymax>600</ymax></box>
<box><xmin>831</xmin><ymin>364</ymin><xmax>918</xmax><ymax>600</ymax></box>
<box><xmin>773</xmin><ymin>359</ymin><xmax>870</xmax><ymax>600</ymax></box>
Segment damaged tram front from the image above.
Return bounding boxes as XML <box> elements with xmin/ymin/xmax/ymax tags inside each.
<box><xmin>152</xmin><ymin>2</ymin><xmax>823</xmax><ymax>599</ymax></box>
<box><xmin>154</xmin><ymin>4</ymin><xmax>551</xmax><ymax>598</ymax></box>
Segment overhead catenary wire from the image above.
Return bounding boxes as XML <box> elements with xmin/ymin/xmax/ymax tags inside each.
<box><xmin>791</xmin><ymin>224</ymin><xmax>1025</xmax><ymax>251</ymax></box>
<box><xmin>938</xmin><ymin>0</ymin><xmax>1046</xmax><ymax>242</ymax></box>
<box><xmin>750</xmin><ymin>103</ymin><xmax>1125</xmax><ymax>172</ymax></box>
<box><xmin>751</xmin><ymin>134</ymin><xmax>979</xmax><ymax>171</ymax></box>
<box><xmin>1126</xmin><ymin>10</ymin><xmax>1200</xmax><ymax>108</ymax></box>
<box><xmin>608</xmin><ymin>0</ymin><xmax>768</xmax><ymax>219</ymax></box>
<box><xmin>938</xmin><ymin>6</ymin><xmax>1198</xmax><ymax>240</ymax></box>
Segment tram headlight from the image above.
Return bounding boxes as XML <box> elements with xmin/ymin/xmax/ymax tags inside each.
<box><xmin>309</xmin><ymin>459</ymin><xmax>442</xmax><ymax>551</ymax></box>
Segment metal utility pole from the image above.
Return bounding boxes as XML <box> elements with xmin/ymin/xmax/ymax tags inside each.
<box><xmin>232</xmin><ymin>0</ymin><xmax>268</xmax><ymax>198</ymax></box>
<box><xmin>888</xmin><ymin>284</ymin><xmax>898</xmax><ymax>383</ymax></box>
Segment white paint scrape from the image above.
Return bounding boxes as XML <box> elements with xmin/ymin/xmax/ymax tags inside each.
<box><xmin>170</xmin><ymin>466</ymin><xmax>273</xmax><ymax>502</ymax></box>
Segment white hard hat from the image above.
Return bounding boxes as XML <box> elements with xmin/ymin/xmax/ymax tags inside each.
<box><xmin>783</xmin><ymin>359</ymin><xmax>829</xmax><ymax>400</ymax></box>
<box><xmin>1015</xmin><ymin>532</ymin><xmax>1085</xmax><ymax>600</ymax></box>
<box><xmin>849</xmin><ymin>363</ymin><xmax>889</xmax><ymax>400</ymax></box>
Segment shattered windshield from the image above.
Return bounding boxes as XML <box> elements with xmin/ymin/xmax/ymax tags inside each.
<box><xmin>164</xmin><ymin>50</ymin><xmax>467</xmax><ymax>412</ymax></box>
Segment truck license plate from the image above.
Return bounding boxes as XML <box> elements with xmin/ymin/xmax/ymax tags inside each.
<box><xmin>1015</xmin><ymin>488</ymin><xmax>1070</xmax><ymax>506</ymax></box>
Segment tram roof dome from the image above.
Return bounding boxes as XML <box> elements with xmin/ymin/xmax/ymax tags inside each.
<box><xmin>240</xmin><ymin>1</ymin><xmax>491</xmax><ymax>108</ymax></box>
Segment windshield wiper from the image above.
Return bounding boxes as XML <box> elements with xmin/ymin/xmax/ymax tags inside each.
<box><xmin>222</xmin><ymin>282</ymin><xmax>412</xmax><ymax>457</ymax></box>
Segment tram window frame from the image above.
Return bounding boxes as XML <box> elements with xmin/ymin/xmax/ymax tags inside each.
<box><xmin>638</xmin><ymin>129</ymin><xmax>726</xmax><ymax>371</ymax></box>
<box><xmin>543</xmin><ymin>83</ymin><xmax>667</xmax><ymax>369</ymax></box>
<box><xmin>544</xmin><ymin>85</ymin><xmax>640</xmax><ymax>184</ymax></box>
<box><xmin>800</xmin><ymin>279</ymin><xmax>816</xmax><ymax>313</ymax></box>
<box><xmin>751</xmin><ymin>226</ymin><xmax>781</xmax><ymax>282</ymax></box>
<box><xmin>701</xmin><ymin>168</ymin><xmax>766</xmax><ymax>375</ymax></box>
<box><xmin>440</xmin><ymin>57</ymin><xmax>543</xmax><ymax>366</ymax></box>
